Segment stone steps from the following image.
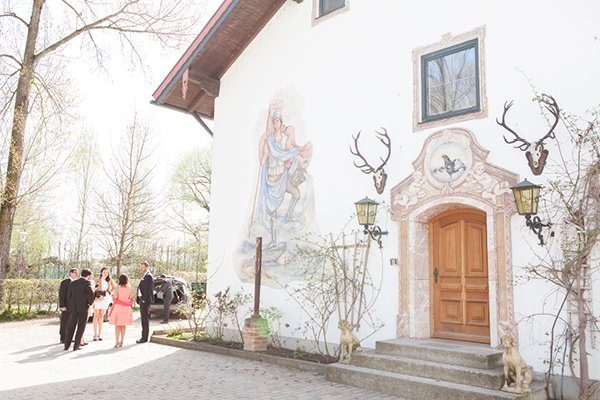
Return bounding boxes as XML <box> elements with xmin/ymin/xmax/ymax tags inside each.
<box><xmin>326</xmin><ymin>338</ymin><xmax>548</xmax><ymax>400</ymax></box>
<box><xmin>351</xmin><ymin>350</ymin><xmax>505</xmax><ymax>389</ymax></box>
<box><xmin>376</xmin><ymin>338</ymin><xmax>503</xmax><ymax>369</ymax></box>
<box><xmin>327</xmin><ymin>363</ymin><xmax>540</xmax><ymax>400</ymax></box>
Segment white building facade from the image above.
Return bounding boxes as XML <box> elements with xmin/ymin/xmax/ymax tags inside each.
<box><xmin>153</xmin><ymin>0</ymin><xmax>600</xmax><ymax>385</ymax></box>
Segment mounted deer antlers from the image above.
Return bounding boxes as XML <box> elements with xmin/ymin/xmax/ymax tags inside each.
<box><xmin>496</xmin><ymin>94</ymin><xmax>560</xmax><ymax>175</ymax></box>
<box><xmin>350</xmin><ymin>127</ymin><xmax>392</xmax><ymax>194</ymax></box>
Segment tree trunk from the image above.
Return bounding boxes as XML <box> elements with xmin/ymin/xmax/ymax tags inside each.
<box><xmin>116</xmin><ymin>255</ymin><xmax>122</xmax><ymax>278</ymax></box>
<box><xmin>577</xmin><ymin>281</ymin><xmax>590</xmax><ymax>399</ymax></box>
<box><xmin>0</xmin><ymin>0</ymin><xmax>45</xmax><ymax>305</ymax></box>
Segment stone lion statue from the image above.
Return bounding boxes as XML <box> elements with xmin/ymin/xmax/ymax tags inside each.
<box><xmin>338</xmin><ymin>319</ymin><xmax>361</xmax><ymax>362</ymax></box>
<box><xmin>500</xmin><ymin>335</ymin><xmax>532</xmax><ymax>394</ymax></box>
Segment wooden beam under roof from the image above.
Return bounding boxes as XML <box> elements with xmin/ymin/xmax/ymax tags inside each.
<box><xmin>189</xmin><ymin>71</ymin><xmax>220</xmax><ymax>98</ymax></box>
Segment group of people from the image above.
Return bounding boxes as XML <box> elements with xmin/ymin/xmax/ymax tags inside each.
<box><xmin>58</xmin><ymin>262</ymin><xmax>173</xmax><ymax>351</ymax></box>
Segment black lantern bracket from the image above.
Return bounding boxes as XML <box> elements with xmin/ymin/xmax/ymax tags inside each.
<box><xmin>362</xmin><ymin>225</ymin><xmax>388</xmax><ymax>249</ymax></box>
<box><xmin>524</xmin><ymin>214</ymin><xmax>554</xmax><ymax>246</ymax></box>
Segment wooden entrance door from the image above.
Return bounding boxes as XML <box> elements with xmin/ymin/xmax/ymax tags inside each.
<box><xmin>430</xmin><ymin>209</ymin><xmax>490</xmax><ymax>343</ymax></box>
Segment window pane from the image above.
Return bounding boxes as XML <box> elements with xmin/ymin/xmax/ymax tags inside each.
<box><xmin>321</xmin><ymin>0</ymin><xmax>345</xmax><ymax>16</ymax></box>
<box><xmin>426</xmin><ymin>45</ymin><xmax>477</xmax><ymax>118</ymax></box>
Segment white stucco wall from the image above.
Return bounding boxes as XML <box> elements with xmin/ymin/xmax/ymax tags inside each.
<box><xmin>206</xmin><ymin>0</ymin><xmax>600</xmax><ymax>378</ymax></box>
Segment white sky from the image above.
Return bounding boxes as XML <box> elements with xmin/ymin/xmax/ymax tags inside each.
<box><xmin>70</xmin><ymin>0</ymin><xmax>223</xmax><ymax>185</ymax></box>
<box><xmin>45</xmin><ymin>0</ymin><xmax>224</xmax><ymax>249</ymax></box>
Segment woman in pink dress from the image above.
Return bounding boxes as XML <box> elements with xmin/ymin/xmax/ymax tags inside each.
<box><xmin>108</xmin><ymin>274</ymin><xmax>134</xmax><ymax>348</ymax></box>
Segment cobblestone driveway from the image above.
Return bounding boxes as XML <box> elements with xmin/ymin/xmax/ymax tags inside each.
<box><xmin>0</xmin><ymin>318</ymin><xmax>400</xmax><ymax>400</ymax></box>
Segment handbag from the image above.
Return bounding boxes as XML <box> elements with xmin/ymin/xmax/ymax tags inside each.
<box><xmin>95</xmin><ymin>290</ymin><xmax>107</xmax><ymax>298</ymax></box>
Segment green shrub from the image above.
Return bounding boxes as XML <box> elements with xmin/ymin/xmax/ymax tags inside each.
<box><xmin>0</xmin><ymin>307</ymin><xmax>57</xmax><ymax>322</ymax></box>
<box><xmin>1</xmin><ymin>279</ymin><xmax>61</xmax><ymax>316</ymax></box>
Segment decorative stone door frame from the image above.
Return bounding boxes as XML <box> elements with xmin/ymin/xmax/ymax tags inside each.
<box><xmin>390</xmin><ymin>128</ymin><xmax>519</xmax><ymax>347</ymax></box>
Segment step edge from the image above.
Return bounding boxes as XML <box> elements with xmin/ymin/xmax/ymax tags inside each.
<box><xmin>353</xmin><ymin>351</ymin><xmax>505</xmax><ymax>375</ymax></box>
<box><xmin>376</xmin><ymin>339</ymin><xmax>503</xmax><ymax>357</ymax></box>
<box><xmin>328</xmin><ymin>363</ymin><xmax>520</xmax><ymax>398</ymax></box>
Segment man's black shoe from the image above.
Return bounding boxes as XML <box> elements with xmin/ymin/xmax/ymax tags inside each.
<box><xmin>73</xmin><ymin>346</ymin><xmax>81</xmax><ymax>351</ymax></box>
<box><xmin>64</xmin><ymin>346</ymin><xmax>70</xmax><ymax>351</ymax></box>
<box><xmin>136</xmin><ymin>339</ymin><xmax>147</xmax><ymax>344</ymax></box>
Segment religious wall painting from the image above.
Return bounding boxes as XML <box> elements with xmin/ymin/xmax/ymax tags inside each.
<box><xmin>235</xmin><ymin>88</ymin><xmax>318</xmax><ymax>287</ymax></box>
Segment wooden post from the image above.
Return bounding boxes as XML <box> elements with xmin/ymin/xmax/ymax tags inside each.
<box><xmin>253</xmin><ymin>237</ymin><xmax>262</xmax><ymax>317</ymax></box>
<box><xmin>243</xmin><ymin>236</ymin><xmax>268</xmax><ymax>352</ymax></box>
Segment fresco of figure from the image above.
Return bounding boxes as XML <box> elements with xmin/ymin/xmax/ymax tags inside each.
<box><xmin>254</xmin><ymin>101</ymin><xmax>313</xmax><ymax>248</ymax></box>
<box><xmin>236</xmin><ymin>93</ymin><xmax>318</xmax><ymax>286</ymax></box>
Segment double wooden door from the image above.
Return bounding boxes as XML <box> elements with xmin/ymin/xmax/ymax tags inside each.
<box><xmin>430</xmin><ymin>209</ymin><xmax>490</xmax><ymax>343</ymax></box>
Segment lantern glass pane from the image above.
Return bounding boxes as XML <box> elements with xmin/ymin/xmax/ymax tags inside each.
<box><xmin>356</xmin><ymin>203</ymin><xmax>368</xmax><ymax>226</ymax></box>
<box><xmin>531</xmin><ymin>186</ymin><xmax>540</xmax><ymax>214</ymax></box>
<box><xmin>516</xmin><ymin>187</ymin><xmax>534</xmax><ymax>215</ymax></box>
<box><xmin>366</xmin><ymin>202</ymin><xmax>378</xmax><ymax>226</ymax></box>
<box><xmin>512</xmin><ymin>189</ymin><xmax>524</xmax><ymax>215</ymax></box>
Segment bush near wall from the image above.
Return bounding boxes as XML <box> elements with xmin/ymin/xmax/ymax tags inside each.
<box><xmin>1</xmin><ymin>279</ymin><xmax>61</xmax><ymax>321</ymax></box>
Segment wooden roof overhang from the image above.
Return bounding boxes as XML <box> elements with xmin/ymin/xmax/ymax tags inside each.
<box><xmin>151</xmin><ymin>0</ymin><xmax>293</xmax><ymax>129</ymax></box>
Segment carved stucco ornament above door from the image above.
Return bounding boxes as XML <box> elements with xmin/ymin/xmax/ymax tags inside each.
<box><xmin>390</xmin><ymin>127</ymin><xmax>519</xmax><ymax>347</ymax></box>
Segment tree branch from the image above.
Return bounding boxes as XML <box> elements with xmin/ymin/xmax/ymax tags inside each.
<box><xmin>0</xmin><ymin>12</ymin><xmax>29</xmax><ymax>28</ymax></box>
<box><xmin>0</xmin><ymin>54</ymin><xmax>22</xmax><ymax>67</ymax></box>
<box><xmin>34</xmin><ymin>2</ymin><xmax>132</xmax><ymax>60</ymax></box>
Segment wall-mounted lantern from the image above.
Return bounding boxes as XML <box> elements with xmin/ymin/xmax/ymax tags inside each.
<box><xmin>355</xmin><ymin>197</ymin><xmax>388</xmax><ymax>248</ymax></box>
<box><xmin>510</xmin><ymin>179</ymin><xmax>553</xmax><ymax>246</ymax></box>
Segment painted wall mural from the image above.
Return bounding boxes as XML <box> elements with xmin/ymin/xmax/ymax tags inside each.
<box><xmin>428</xmin><ymin>141</ymin><xmax>469</xmax><ymax>184</ymax></box>
<box><xmin>394</xmin><ymin>128</ymin><xmax>515</xmax><ymax>207</ymax></box>
<box><xmin>423</xmin><ymin>131</ymin><xmax>473</xmax><ymax>194</ymax></box>
<box><xmin>236</xmin><ymin>88</ymin><xmax>318</xmax><ymax>286</ymax></box>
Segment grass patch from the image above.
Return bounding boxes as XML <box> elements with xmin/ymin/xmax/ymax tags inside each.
<box><xmin>0</xmin><ymin>308</ymin><xmax>58</xmax><ymax>322</ymax></box>
<box><xmin>167</xmin><ymin>331</ymin><xmax>188</xmax><ymax>340</ymax></box>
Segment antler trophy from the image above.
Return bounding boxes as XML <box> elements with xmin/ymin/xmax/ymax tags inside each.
<box><xmin>496</xmin><ymin>94</ymin><xmax>560</xmax><ymax>175</ymax></box>
<box><xmin>349</xmin><ymin>128</ymin><xmax>391</xmax><ymax>194</ymax></box>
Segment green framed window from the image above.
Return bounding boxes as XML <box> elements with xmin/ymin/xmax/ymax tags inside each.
<box><xmin>319</xmin><ymin>0</ymin><xmax>345</xmax><ymax>17</ymax></box>
<box><xmin>421</xmin><ymin>39</ymin><xmax>480</xmax><ymax>122</ymax></box>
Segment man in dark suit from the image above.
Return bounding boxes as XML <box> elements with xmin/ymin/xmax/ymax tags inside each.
<box><xmin>136</xmin><ymin>261</ymin><xmax>154</xmax><ymax>343</ymax></box>
<box><xmin>157</xmin><ymin>274</ymin><xmax>174</xmax><ymax>324</ymax></box>
<box><xmin>59</xmin><ymin>268</ymin><xmax>79</xmax><ymax>343</ymax></box>
<box><xmin>64</xmin><ymin>268</ymin><xmax>94</xmax><ymax>351</ymax></box>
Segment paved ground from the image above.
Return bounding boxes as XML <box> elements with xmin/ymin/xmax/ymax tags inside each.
<box><xmin>0</xmin><ymin>316</ymin><xmax>401</xmax><ymax>400</ymax></box>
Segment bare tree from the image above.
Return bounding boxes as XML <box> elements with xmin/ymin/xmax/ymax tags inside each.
<box><xmin>96</xmin><ymin>114</ymin><xmax>157</xmax><ymax>277</ymax></box>
<box><xmin>0</xmin><ymin>0</ymin><xmax>198</xmax><ymax>302</ymax></box>
<box><xmin>70</xmin><ymin>133</ymin><xmax>97</xmax><ymax>267</ymax></box>
<box><xmin>520</xmin><ymin>96</ymin><xmax>600</xmax><ymax>400</ymax></box>
<box><xmin>172</xmin><ymin>147</ymin><xmax>212</xmax><ymax>213</ymax></box>
<box><xmin>168</xmin><ymin>147</ymin><xmax>212</xmax><ymax>243</ymax></box>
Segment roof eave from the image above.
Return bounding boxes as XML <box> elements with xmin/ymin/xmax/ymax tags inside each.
<box><xmin>151</xmin><ymin>0</ymin><xmax>239</xmax><ymax>104</ymax></box>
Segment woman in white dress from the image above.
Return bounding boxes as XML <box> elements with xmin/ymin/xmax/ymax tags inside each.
<box><xmin>93</xmin><ymin>267</ymin><xmax>115</xmax><ymax>341</ymax></box>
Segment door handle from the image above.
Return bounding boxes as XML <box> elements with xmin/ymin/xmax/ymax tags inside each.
<box><xmin>433</xmin><ymin>268</ymin><xmax>439</xmax><ymax>284</ymax></box>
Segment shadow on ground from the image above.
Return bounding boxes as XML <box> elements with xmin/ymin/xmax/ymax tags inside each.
<box><xmin>0</xmin><ymin>344</ymin><xmax>402</xmax><ymax>400</ymax></box>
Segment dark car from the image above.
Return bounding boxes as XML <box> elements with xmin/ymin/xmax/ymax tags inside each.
<box><xmin>149</xmin><ymin>276</ymin><xmax>192</xmax><ymax>317</ymax></box>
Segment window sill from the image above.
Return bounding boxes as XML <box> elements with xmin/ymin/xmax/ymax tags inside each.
<box><xmin>422</xmin><ymin>107</ymin><xmax>481</xmax><ymax>124</ymax></box>
<box><xmin>312</xmin><ymin>2</ymin><xmax>349</xmax><ymax>27</ymax></box>
<box><xmin>415</xmin><ymin>107</ymin><xmax>487</xmax><ymax>132</ymax></box>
